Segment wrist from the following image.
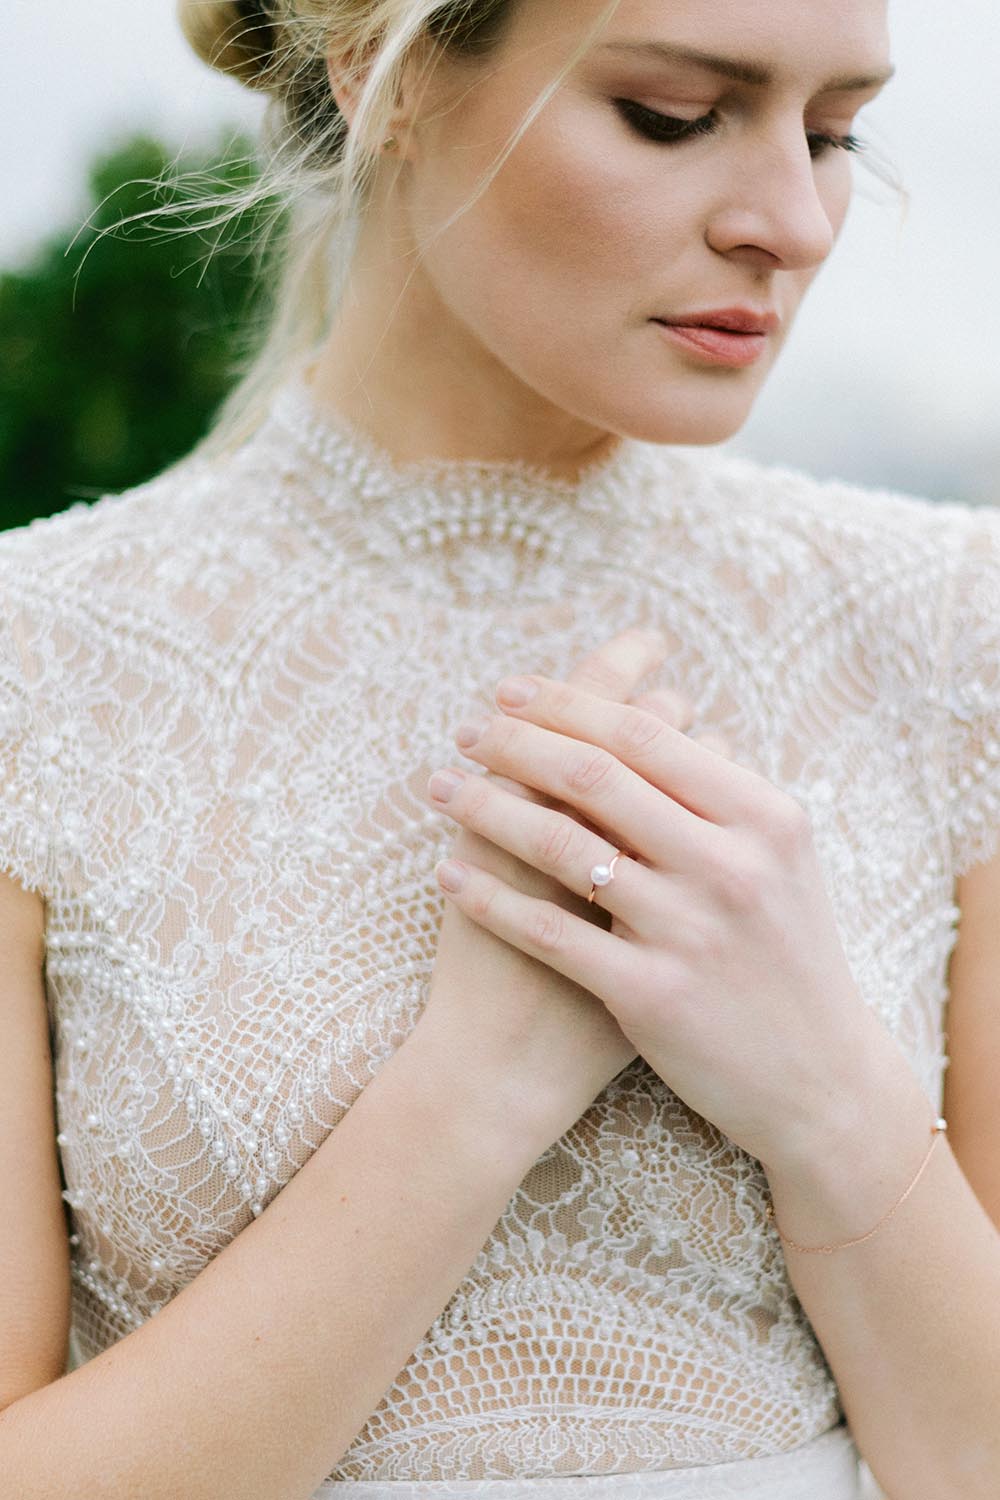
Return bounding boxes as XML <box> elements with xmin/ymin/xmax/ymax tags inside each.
<box><xmin>762</xmin><ymin>1043</ymin><xmax>935</xmax><ymax>1250</ymax></box>
<box><xmin>391</xmin><ymin>1018</ymin><xmax>557</xmax><ymax>1178</ymax></box>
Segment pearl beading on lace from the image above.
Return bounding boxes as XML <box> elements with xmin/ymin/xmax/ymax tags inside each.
<box><xmin>1</xmin><ymin>366</ymin><xmax>998</xmax><ymax>1482</ymax></box>
<box><xmin>260</xmin><ymin>374</ymin><xmax>682</xmax><ymax>574</ymax></box>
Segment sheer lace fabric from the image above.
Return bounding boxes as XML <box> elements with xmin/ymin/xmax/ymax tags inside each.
<box><xmin>1</xmin><ymin>360</ymin><xmax>998</xmax><ymax>1490</ymax></box>
<box><xmin>313</xmin><ymin>1422</ymin><xmax>863</xmax><ymax>1495</ymax></box>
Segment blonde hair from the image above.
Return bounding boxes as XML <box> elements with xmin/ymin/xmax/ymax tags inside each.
<box><xmin>108</xmin><ymin>0</ymin><xmax>611</xmax><ymax>465</ymax></box>
<box><xmin>113</xmin><ymin>1</ymin><xmax>904</xmax><ymax>468</ymax></box>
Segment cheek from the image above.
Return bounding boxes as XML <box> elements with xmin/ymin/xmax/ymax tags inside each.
<box><xmin>493</xmin><ymin>128</ymin><xmax>649</xmax><ymax>291</ymax></box>
<box><xmin>425</xmin><ymin>108</ymin><xmax>697</xmax><ymax>338</ymax></box>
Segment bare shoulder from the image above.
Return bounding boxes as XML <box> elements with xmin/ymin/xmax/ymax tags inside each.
<box><xmin>943</xmin><ymin>847</ymin><xmax>1000</xmax><ymax>1231</ymax></box>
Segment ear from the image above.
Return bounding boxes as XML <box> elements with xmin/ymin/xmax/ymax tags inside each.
<box><xmin>325</xmin><ymin>34</ymin><xmax>437</xmax><ymax>157</ymax></box>
<box><xmin>324</xmin><ymin>48</ymin><xmax>368</xmax><ymax>133</ymax></box>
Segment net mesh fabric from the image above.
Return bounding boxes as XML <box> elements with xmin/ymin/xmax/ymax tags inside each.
<box><xmin>1</xmin><ymin>365</ymin><xmax>998</xmax><ymax>1487</ymax></box>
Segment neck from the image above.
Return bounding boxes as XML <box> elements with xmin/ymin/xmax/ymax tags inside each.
<box><xmin>307</xmin><ymin>189</ymin><xmax>623</xmax><ymax>484</ymax></box>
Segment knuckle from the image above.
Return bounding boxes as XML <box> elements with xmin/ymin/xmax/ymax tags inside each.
<box><xmin>610</xmin><ymin>707</ymin><xmax>667</xmax><ymax>758</ymax></box>
<box><xmin>561</xmin><ymin>747</ymin><xmax>619</xmax><ymax>797</ymax></box>
<box><xmin>710</xmin><ymin>848</ymin><xmax>766</xmax><ymax>911</ymax></box>
<box><xmin>535</xmin><ymin>813</ymin><xmax>589</xmax><ymax>870</ymax></box>
<box><xmin>527</xmin><ymin>901</ymin><xmax>567</xmax><ymax>952</ymax></box>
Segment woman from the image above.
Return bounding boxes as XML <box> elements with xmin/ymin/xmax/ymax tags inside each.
<box><xmin>1</xmin><ymin>0</ymin><xmax>998</xmax><ymax>1495</ymax></box>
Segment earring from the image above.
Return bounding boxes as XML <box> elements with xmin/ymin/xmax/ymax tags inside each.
<box><xmin>382</xmin><ymin>135</ymin><xmax>398</xmax><ymax>151</ymax></box>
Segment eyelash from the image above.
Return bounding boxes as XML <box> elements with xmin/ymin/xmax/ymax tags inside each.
<box><xmin>613</xmin><ymin>99</ymin><xmax>866</xmax><ymax>159</ymax></box>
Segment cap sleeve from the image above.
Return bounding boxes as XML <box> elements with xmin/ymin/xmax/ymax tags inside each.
<box><xmin>0</xmin><ymin>603</ymin><xmax>52</xmax><ymax>896</ymax></box>
<box><xmin>939</xmin><ymin>505</ymin><xmax>1000</xmax><ymax>877</ymax></box>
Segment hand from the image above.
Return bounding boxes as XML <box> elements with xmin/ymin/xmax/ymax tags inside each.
<box><xmin>416</xmin><ymin>629</ymin><xmax>696</xmax><ymax>1151</ymax></box>
<box><xmin>427</xmin><ymin>669</ymin><xmax>878</xmax><ymax>1175</ymax></box>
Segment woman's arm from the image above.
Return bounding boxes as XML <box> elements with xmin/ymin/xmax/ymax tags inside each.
<box><xmin>744</xmin><ymin>814</ymin><xmax>1000</xmax><ymax>1500</ymax></box>
<box><xmin>0</xmin><ymin>1018</ymin><xmax>545</xmax><ymax>1500</ymax></box>
<box><xmin>764</xmin><ymin>1019</ymin><xmax>1000</xmax><ymax>1500</ymax></box>
<box><xmin>0</xmin><ymin>626</ymin><xmax>671</xmax><ymax>1498</ymax></box>
<box><xmin>429</xmin><ymin>672</ymin><xmax>1000</xmax><ymax>1500</ymax></box>
<box><xmin>0</xmin><ymin>873</ymin><xmax>71</xmax><ymax>1410</ymax></box>
<box><xmin>758</xmin><ymin>842</ymin><xmax>1000</xmax><ymax>1500</ymax></box>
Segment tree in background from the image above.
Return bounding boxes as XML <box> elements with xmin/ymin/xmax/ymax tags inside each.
<box><xmin>0</xmin><ymin>130</ymin><xmax>283</xmax><ymax>533</ymax></box>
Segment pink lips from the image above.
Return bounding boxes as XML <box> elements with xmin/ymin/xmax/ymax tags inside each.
<box><xmin>652</xmin><ymin>306</ymin><xmax>778</xmax><ymax>367</ymax></box>
<box><xmin>661</xmin><ymin>306</ymin><xmax>780</xmax><ymax>335</ymax></box>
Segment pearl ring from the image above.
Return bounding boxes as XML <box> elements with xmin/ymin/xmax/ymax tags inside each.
<box><xmin>587</xmin><ymin>849</ymin><xmax>632</xmax><ymax>903</ymax></box>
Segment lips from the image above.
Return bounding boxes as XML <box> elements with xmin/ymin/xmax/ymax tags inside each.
<box><xmin>651</xmin><ymin>319</ymin><xmax>770</xmax><ymax>368</ymax></box>
<box><xmin>655</xmin><ymin>306</ymin><xmax>780</xmax><ymax>336</ymax></box>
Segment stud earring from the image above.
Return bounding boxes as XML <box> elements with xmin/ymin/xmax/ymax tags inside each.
<box><xmin>382</xmin><ymin>135</ymin><xmax>398</xmax><ymax>151</ymax></box>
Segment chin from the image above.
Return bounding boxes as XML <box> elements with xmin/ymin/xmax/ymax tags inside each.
<box><xmin>567</xmin><ymin>355</ymin><xmax>770</xmax><ymax>450</ymax></box>
<box><xmin>620</xmin><ymin>390</ymin><xmax>761</xmax><ymax>449</ymax></box>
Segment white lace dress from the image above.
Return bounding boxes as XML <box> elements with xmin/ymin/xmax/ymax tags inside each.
<box><xmin>2</xmin><ymin>359</ymin><xmax>999</xmax><ymax>1497</ymax></box>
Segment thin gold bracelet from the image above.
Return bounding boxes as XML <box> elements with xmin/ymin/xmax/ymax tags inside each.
<box><xmin>765</xmin><ymin>1116</ymin><xmax>948</xmax><ymax>1255</ymax></box>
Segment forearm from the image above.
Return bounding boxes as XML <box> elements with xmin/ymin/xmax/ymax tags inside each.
<box><xmin>763</xmin><ymin>1036</ymin><xmax>1000</xmax><ymax>1499</ymax></box>
<box><xmin>0</xmin><ymin>1029</ymin><xmax>536</xmax><ymax>1500</ymax></box>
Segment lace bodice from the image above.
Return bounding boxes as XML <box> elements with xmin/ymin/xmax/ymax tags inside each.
<box><xmin>2</xmin><ymin>363</ymin><xmax>999</xmax><ymax>1484</ymax></box>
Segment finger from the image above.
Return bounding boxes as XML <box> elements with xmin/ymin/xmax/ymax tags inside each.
<box><xmin>482</xmin><ymin>626</ymin><xmax>679</xmax><ymax>808</ymax></box>
<box><xmin>564</xmin><ymin>626</ymin><xmax>669</xmax><ymax>702</ymax></box>
<box><xmin>433</xmin><ymin>855</ymin><xmax>645</xmax><ymax>1008</ymax></box>
<box><xmin>550</xmin><ymin>685</ymin><xmax>694</xmax><ymax>834</ymax></box>
<box><xmin>454</xmin><ymin>712</ymin><xmax>711</xmax><ymax>870</ymax></box>
<box><xmin>629</xmin><ymin>687</ymin><xmax>696</xmax><ymax>733</ymax></box>
<box><xmin>426</xmin><ymin>764</ymin><xmax>661</xmax><ymax>926</ymax></box>
<box><xmin>487</xmin><ymin>676</ymin><xmax>769</xmax><ymax>828</ymax></box>
<box><xmin>689</xmin><ymin>730</ymin><xmax>733</xmax><ymax>758</ymax></box>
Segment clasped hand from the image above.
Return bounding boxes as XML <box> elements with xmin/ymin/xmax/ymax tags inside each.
<box><xmin>425</xmin><ymin>638</ymin><xmax>873</xmax><ymax>1175</ymax></box>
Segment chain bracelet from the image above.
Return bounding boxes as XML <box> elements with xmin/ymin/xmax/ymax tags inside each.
<box><xmin>765</xmin><ymin>1116</ymin><xmax>948</xmax><ymax>1255</ymax></box>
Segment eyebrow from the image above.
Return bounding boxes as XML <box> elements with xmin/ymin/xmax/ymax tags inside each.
<box><xmin>598</xmin><ymin>41</ymin><xmax>896</xmax><ymax>92</ymax></box>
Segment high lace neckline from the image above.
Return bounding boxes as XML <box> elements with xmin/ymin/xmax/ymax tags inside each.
<box><xmin>257</xmin><ymin>357</ymin><xmax>698</xmax><ymax>567</ymax></box>
<box><xmin>269</xmin><ymin>358</ymin><xmax>646</xmax><ymax>491</ymax></box>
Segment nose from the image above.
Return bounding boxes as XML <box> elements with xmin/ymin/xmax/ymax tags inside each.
<box><xmin>705</xmin><ymin>126</ymin><xmax>842</xmax><ymax>272</ymax></box>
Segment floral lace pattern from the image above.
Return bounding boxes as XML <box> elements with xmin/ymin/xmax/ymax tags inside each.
<box><xmin>313</xmin><ymin>1422</ymin><xmax>864</xmax><ymax>1496</ymax></box>
<box><xmin>1</xmin><ymin>361</ymin><xmax>998</xmax><ymax>1486</ymax></box>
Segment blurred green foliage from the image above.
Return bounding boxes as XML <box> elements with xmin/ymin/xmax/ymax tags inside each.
<box><xmin>0</xmin><ymin>130</ymin><xmax>284</xmax><ymax>533</ymax></box>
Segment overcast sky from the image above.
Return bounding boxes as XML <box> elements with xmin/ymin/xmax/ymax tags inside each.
<box><xmin>5</xmin><ymin>0</ymin><xmax>998</xmax><ymax>503</ymax></box>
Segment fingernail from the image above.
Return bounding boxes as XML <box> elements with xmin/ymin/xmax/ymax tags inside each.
<box><xmin>496</xmin><ymin>676</ymin><xmax>537</xmax><ymax>708</ymax></box>
<box><xmin>428</xmin><ymin>769</ymin><xmax>464</xmax><ymax>803</ymax></box>
<box><xmin>436</xmin><ymin>860</ymin><xmax>467</xmax><ymax>892</ymax></box>
<box><xmin>456</xmin><ymin>717</ymin><xmax>490</xmax><ymax>749</ymax></box>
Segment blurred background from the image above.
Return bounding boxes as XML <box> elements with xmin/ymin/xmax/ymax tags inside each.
<box><xmin>2</xmin><ymin>0</ymin><xmax>998</xmax><ymax>532</ymax></box>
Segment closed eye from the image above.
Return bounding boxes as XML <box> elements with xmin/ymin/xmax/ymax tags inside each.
<box><xmin>612</xmin><ymin>99</ymin><xmax>866</xmax><ymax>159</ymax></box>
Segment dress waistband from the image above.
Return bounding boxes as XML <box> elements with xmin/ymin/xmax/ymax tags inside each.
<box><xmin>314</xmin><ymin>1424</ymin><xmax>864</xmax><ymax>1499</ymax></box>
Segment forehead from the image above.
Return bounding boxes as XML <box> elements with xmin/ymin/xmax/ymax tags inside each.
<box><xmin>516</xmin><ymin>0</ymin><xmax>892</xmax><ymax>84</ymax></box>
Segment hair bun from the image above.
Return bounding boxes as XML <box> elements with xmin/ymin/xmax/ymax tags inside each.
<box><xmin>178</xmin><ymin>1</ymin><xmax>279</xmax><ymax>91</ymax></box>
